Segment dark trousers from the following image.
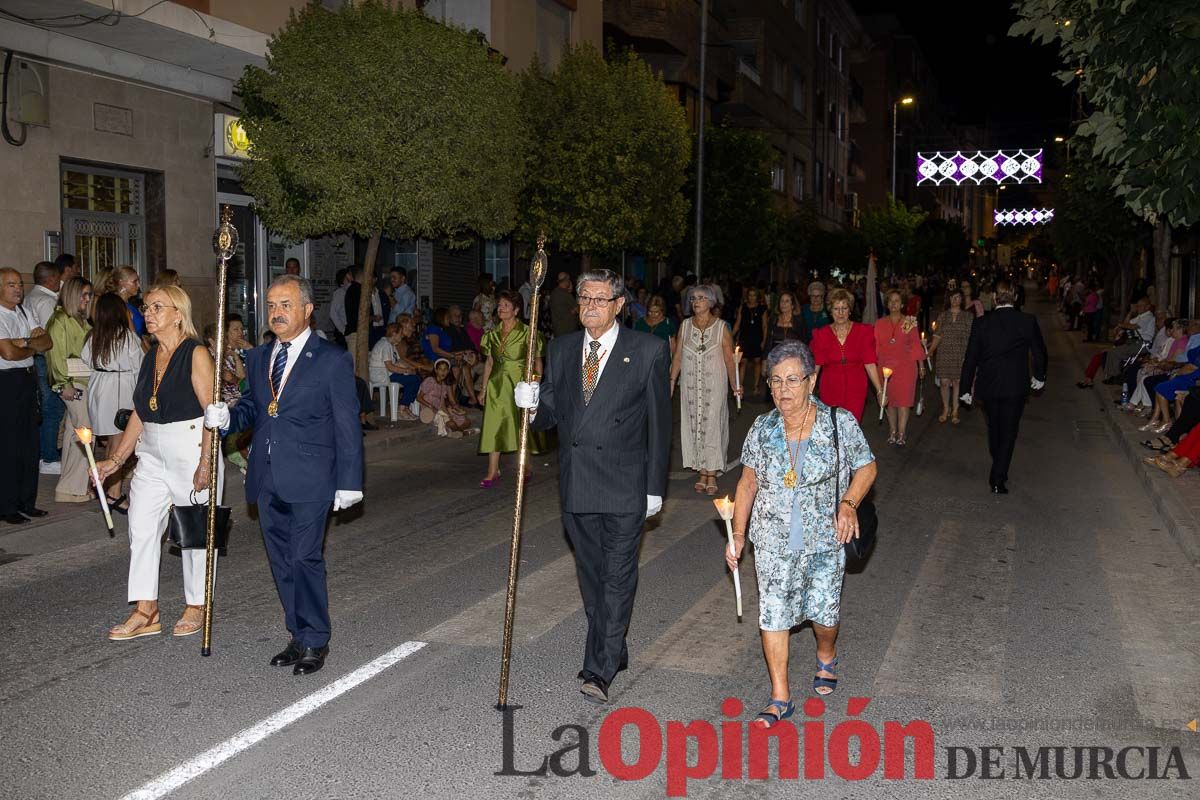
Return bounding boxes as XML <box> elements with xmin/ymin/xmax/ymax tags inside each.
<box><xmin>34</xmin><ymin>355</ymin><xmax>63</xmax><ymax>463</ymax></box>
<box><xmin>983</xmin><ymin>396</ymin><xmax>1025</xmax><ymax>485</ymax></box>
<box><xmin>0</xmin><ymin>369</ymin><xmax>40</xmax><ymax>514</ymax></box>
<box><xmin>256</xmin><ymin>467</ymin><xmax>333</xmax><ymax>648</ymax></box>
<box><xmin>389</xmin><ymin>373</ymin><xmax>421</xmax><ymax>405</ymax></box>
<box><xmin>563</xmin><ymin>512</ymin><xmax>643</xmax><ymax>683</ymax></box>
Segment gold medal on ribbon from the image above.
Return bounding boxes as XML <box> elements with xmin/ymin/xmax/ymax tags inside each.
<box><xmin>267</xmin><ymin>399</ymin><xmax>279</xmax><ymax>417</ymax></box>
<box><xmin>783</xmin><ymin>469</ymin><xmax>798</xmax><ymax>489</ymax></box>
<box><xmin>148</xmin><ymin>396</ymin><xmax>158</xmax><ymax>412</ymax></box>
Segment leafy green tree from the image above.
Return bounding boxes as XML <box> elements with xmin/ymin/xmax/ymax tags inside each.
<box><xmin>1050</xmin><ymin>149</ymin><xmax>1148</xmax><ymax>310</ymax></box>
<box><xmin>238</xmin><ymin>1</ymin><xmax>524</xmax><ymax>375</ymax></box>
<box><xmin>675</xmin><ymin>125</ymin><xmax>778</xmax><ymax>277</ymax></box>
<box><xmin>912</xmin><ymin>218</ymin><xmax>971</xmax><ymax>273</ymax></box>
<box><xmin>859</xmin><ymin>195</ymin><xmax>927</xmax><ymax>275</ymax></box>
<box><xmin>1011</xmin><ymin>0</ymin><xmax>1200</xmax><ymax>312</ymax></box>
<box><xmin>519</xmin><ymin>45</ymin><xmax>692</xmax><ymax>267</ymax></box>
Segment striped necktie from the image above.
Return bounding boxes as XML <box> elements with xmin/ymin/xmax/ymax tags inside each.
<box><xmin>582</xmin><ymin>340</ymin><xmax>601</xmax><ymax>405</ymax></box>
<box><xmin>271</xmin><ymin>341</ymin><xmax>291</xmax><ymax>393</ymax></box>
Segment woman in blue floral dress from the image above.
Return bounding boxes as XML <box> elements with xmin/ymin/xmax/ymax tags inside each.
<box><xmin>726</xmin><ymin>340</ymin><xmax>877</xmax><ymax>727</ymax></box>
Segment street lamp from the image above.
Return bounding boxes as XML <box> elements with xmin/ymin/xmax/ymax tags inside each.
<box><xmin>891</xmin><ymin>95</ymin><xmax>915</xmax><ymax>199</ymax></box>
<box><xmin>1054</xmin><ymin>136</ymin><xmax>1064</xmax><ymax>143</ymax></box>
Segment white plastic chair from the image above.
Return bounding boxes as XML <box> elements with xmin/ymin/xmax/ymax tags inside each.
<box><xmin>370</xmin><ymin>380</ymin><xmax>400</xmax><ymax>422</ymax></box>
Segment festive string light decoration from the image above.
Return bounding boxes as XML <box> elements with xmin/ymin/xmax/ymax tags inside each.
<box><xmin>917</xmin><ymin>149</ymin><xmax>1043</xmax><ymax>186</ymax></box>
<box><xmin>994</xmin><ymin>208</ymin><xmax>1055</xmax><ymax>226</ymax></box>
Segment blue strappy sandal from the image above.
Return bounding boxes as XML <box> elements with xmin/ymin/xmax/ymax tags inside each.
<box><xmin>814</xmin><ymin>657</ymin><xmax>839</xmax><ymax>696</ymax></box>
<box><xmin>754</xmin><ymin>698</ymin><xmax>795</xmax><ymax>728</ymax></box>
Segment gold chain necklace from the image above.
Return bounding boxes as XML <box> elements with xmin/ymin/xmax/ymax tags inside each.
<box><xmin>148</xmin><ymin>344</ymin><xmax>175</xmax><ymax>412</ymax></box>
<box><xmin>782</xmin><ymin>401</ymin><xmax>814</xmax><ymax>489</ymax></box>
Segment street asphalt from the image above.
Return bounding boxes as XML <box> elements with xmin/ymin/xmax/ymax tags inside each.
<box><xmin>1</xmin><ymin>296</ymin><xmax>1197</xmax><ymax>800</ymax></box>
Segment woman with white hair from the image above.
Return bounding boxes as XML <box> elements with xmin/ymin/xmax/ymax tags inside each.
<box><xmin>727</xmin><ymin>340</ymin><xmax>877</xmax><ymax>723</ymax></box>
<box><xmin>671</xmin><ymin>285</ymin><xmax>742</xmax><ymax>495</ymax></box>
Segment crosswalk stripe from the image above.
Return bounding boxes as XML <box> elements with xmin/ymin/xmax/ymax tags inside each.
<box><xmin>640</xmin><ymin>555</ymin><xmax>760</xmax><ymax>675</ymax></box>
<box><xmin>872</xmin><ymin>520</ymin><xmax>1015</xmax><ymax>702</ymax></box>
<box><xmin>422</xmin><ymin>497</ymin><xmax>716</xmax><ymax>646</ymax></box>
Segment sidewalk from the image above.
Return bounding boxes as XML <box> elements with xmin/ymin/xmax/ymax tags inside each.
<box><xmin>4</xmin><ymin>408</ymin><xmax>480</xmax><ymax>541</ymax></box>
<box><xmin>1062</xmin><ymin>314</ymin><xmax>1200</xmax><ymax>565</ymax></box>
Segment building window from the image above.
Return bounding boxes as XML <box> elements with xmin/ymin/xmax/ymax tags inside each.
<box><xmin>535</xmin><ymin>0</ymin><xmax>571</xmax><ymax>69</ymax></box>
<box><xmin>61</xmin><ymin>164</ymin><xmax>146</xmax><ymax>281</ymax></box>
<box><xmin>770</xmin><ymin>152</ymin><xmax>786</xmax><ymax>193</ymax></box>
<box><xmin>395</xmin><ymin>239</ymin><xmax>418</xmax><ymax>271</ymax></box>
<box><xmin>792</xmin><ymin>72</ymin><xmax>805</xmax><ymax>113</ymax></box>
<box><xmin>793</xmin><ymin>159</ymin><xmax>806</xmax><ymax>199</ymax></box>
<box><xmin>815</xmin><ymin>89</ymin><xmax>825</xmax><ymax>123</ymax></box>
<box><xmin>484</xmin><ymin>239</ymin><xmax>511</xmax><ymax>287</ymax></box>
<box><xmin>793</xmin><ymin>0</ymin><xmax>805</xmax><ymax>25</ymax></box>
<box><xmin>838</xmin><ymin>110</ymin><xmax>846</xmax><ymax>141</ymax></box>
<box><xmin>814</xmin><ymin>159</ymin><xmax>824</xmax><ymax>199</ymax></box>
<box><xmin>773</xmin><ymin>55</ymin><xmax>787</xmax><ymax>97</ymax></box>
<box><xmin>817</xmin><ymin>17</ymin><xmax>826</xmax><ymax>52</ymax></box>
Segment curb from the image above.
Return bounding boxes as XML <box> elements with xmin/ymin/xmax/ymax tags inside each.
<box><xmin>1064</xmin><ymin>324</ymin><xmax>1200</xmax><ymax>565</ymax></box>
<box><xmin>1090</xmin><ymin>385</ymin><xmax>1200</xmax><ymax>565</ymax></box>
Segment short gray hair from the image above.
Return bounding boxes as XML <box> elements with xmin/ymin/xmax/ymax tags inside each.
<box><xmin>270</xmin><ymin>273</ymin><xmax>314</xmax><ymax>307</ymax></box>
<box><xmin>766</xmin><ymin>340</ymin><xmax>816</xmax><ymax>378</ymax></box>
<box><xmin>576</xmin><ymin>268</ymin><xmax>623</xmax><ymax>299</ymax></box>
<box><xmin>689</xmin><ymin>284</ymin><xmax>718</xmax><ymax>308</ymax></box>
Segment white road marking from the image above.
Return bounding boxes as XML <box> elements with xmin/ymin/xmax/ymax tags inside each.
<box><xmin>119</xmin><ymin>641</ymin><xmax>427</xmax><ymax>800</ymax></box>
<box><xmin>873</xmin><ymin>520</ymin><xmax>1015</xmax><ymax>702</ymax></box>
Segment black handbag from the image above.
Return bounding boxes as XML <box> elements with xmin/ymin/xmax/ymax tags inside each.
<box><xmin>831</xmin><ymin>406</ymin><xmax>878</xmax><ymax>560</ymax></box>
<box><xmin>167</xmin><ymin>491</ymin><xmax>231</xmax><ymax>551</ymax></box>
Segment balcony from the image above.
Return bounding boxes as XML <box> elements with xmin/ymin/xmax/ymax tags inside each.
<box><xmin>737</xmin><ymin>57</ymin><xmax>762</xmax><ymax>86</ymax></box>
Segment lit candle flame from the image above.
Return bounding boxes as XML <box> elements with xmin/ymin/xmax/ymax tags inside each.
<box><xmin>882</xmin><ymin>367</ymin><xmax>894</xmax><ymax>378</ymax></box>
<box><xmin>713</xmin><ymin>495</ymin><xmax>735</xmax><ymax>520</ymax></box>
<box><xmin>75</xmin><ymin>426</ymin><xmax>93</xmax><ymax>445</ymax></box>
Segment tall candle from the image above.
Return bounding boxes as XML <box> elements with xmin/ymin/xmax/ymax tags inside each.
<box><xmin>713</xmin><ymin>496</ymin><xmax>742</xmax><ymax>619</ymax></box>
<box><xmin>75</xmin><ymin>427</ymin><xmax>113</xmax><ymax>533</ymax></box>
<box><xmin>880</xmin><ymin>367</ymin><xmax>893</xmax><ymax>420</ymax></box>
<box><xmin>733</xmin><ymin>347</ymin><xmax>743</xmax><ymax>410</ymax></box>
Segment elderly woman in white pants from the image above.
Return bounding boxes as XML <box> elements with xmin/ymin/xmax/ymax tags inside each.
<box><xmin>97</xmin><ymin>285</ymin><xmax>224</xmax><ymax>640</ymax></box>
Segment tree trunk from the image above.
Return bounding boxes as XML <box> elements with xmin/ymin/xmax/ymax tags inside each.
<box><xmin>1153</xmin><ymin>219</ymin><xmax>1172</xmax><ymax>313</ymax></box>
<box><xmin>580</xmin><ymin>252</ymin><xmax>591</xmax><ymax>273</ymax></box>
<box><xmin>356</xmin><ymin>229</ymin><xmax>382</xmax><ymax>381</ymax></box>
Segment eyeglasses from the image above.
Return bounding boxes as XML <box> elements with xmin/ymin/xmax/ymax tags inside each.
<box><xmin>769</xmin><ymin>374</ymin><xmax>811</xmax><ymax>390</ymax></box>
<box><xmin>141</xmin><ymin>303</ymin><xmax>178</xmax><ymax>315</ymax></box>
<box><xmin>577</xmin><ymin>295</ymin><xmax>617</xmax><ymax>308</ymax></box>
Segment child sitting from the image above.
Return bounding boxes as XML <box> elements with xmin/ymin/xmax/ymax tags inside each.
<box><xmin>418</xmin><ymin>358</ymin><xmax>477</xmax><ymax>438</ymax></box>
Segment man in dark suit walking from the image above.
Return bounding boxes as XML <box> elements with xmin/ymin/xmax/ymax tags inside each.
<box><xmin>206</xmin><ymin>275</ymin><xmax>363</xmax><ymax>675</ymax></box>
<box><xmin>959</xmin><ymin>280</ymin><xmax>1048</xmax><ymax>494</ymax></box>
<box><xmin>515</xmin><ymin>268</ymin><xmax>671</xmax><ymax>704</ymax></box>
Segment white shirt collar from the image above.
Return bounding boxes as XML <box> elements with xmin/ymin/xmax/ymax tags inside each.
<box><xmin>30</xmin><ymin>284</ymin><xmax>58</xmax><ymax>299</ymax></box>
<box><xmin>995</xmin><ymin>303</ymin><xmax>1014</xmax><ymax>309</ymax></box>
<box><xmin>585</xmin><ymin>322</ymin><xmax>620</xmax><ymax>352</ymax></box>
<box><xmin>277</xmin><ymin>326</ymin><xmax>312</xmax><ymax>354</ymax></box>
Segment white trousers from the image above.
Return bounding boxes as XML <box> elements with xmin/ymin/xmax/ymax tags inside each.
<box><xmin>126</xmin><ymin>418</ymin><xmax>225</xmax><ymax>605</ymax></box>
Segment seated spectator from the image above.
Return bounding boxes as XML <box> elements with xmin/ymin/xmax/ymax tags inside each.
<box><xmin>369</xmin><ymin>322</ymin><xmax>419</xmax><ymax>420</ymax></box>
<box><xmin>1077</xmin><ymin>297</ymin><xmax>1156</xmax><ymax>387</ymax></box>
<box><xmin>466</xmin><ymin>309</ymin><xmax>486</xmax><ymax>351</ymax></box>
<box><xmin>423</xmin><ymin>306</ymin><xmax>479</xmax><ymax>407</ymax></box>
<box><xmin>1123</xmin><ymin>319</ymin><xmax>1189</xmax><ymax>413</ymax></box>
<box><xmin>417</xmin><ymin>358</ymin><xmax>476</xmax><ymax>438</ymax></box>
<box><xmin>1145</xmin><ymin>416</ymin><xmax>1200</xmax><ymax>477</ymax></box>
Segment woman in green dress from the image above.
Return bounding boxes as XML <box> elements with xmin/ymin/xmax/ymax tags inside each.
<box><xmin>479</xmin><ymin>291</ymin><xmax>549</xmax><ymax>487</ymax></box>
<box><xmin>634</xmin><ymin>295</ymin><xmax>676</xmax><ymax>348</ymax></box>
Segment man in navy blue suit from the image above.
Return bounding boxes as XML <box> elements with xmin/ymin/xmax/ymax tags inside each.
<box><xmin>206</xmin><ymin>275</ymin><xmax>363</xmax><ymax>675</ymax></box>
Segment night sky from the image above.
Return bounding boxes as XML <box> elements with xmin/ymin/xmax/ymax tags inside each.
<box><xmin>851</xmin><ymin>0</ymin><xmax>1075</xmax><ymax>145</ymax></box>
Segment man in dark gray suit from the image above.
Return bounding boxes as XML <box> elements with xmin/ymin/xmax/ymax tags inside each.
<box><xmin>960</xmin><ymin>280</ymin><xmax>1048</xmax><ymax>494</ymax></box>
<box><xmin>515</xmin><ymin>268</ymin><xmax>671</xmax><ymax>704</ymax></box>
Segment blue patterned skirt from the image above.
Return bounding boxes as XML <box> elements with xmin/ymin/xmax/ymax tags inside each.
<box><xmin>755</xmin><ymin>547</ymin><xmax>846</xmax><ymax>630</ymax></box>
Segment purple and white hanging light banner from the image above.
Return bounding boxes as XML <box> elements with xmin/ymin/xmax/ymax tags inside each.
<box><xmin>994</xmin><ymin>208</ymin><xmax>1055</xmax><ymax>226</ymax></box>
<box><xmin>917</xmin><ymin>149</ymin><xmax>1043</xmax><ymax>186</ymax></box>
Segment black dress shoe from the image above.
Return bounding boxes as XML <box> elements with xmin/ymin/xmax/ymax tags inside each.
<box><xmin>270</xmin><ymin>640</ymin><xmax>303</xmax><ymax>667</ymax></box>
<box><xmin>1</xmin><ymin>513</ymin><xmax>29</xmax><ymax>525</ymax></box>
<box><xmin>293</xmin><ymin>646</ymin><xmax>329</xmax><ymax>675</ymax></box>
<box><xmin>580</xmin><ymin>675</ymin><xmax>610</xmax><ymax>704</ymax></box>
<box><xmin>990</xmin><ymin>483</ymin><xmax>1009</xmax><ymax>494</ymax></box>
<box><xmin>577</xmin><ymin>656</ymin><xmax>628</xmax><ymax>681</ymax></box>
<box><xmin>19</xmin><ymin>508</ymin><xmax>48</xmax><ymax>518</ymax></box>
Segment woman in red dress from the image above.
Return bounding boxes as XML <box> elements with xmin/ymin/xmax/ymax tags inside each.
<box><xmin>875</xmin><ymin>290</ymin><xmax>927</xmax><ymax>446</ymax></box>
<box><xmin>811</xmin><ymin>288</ymin><xmax>884</xmax><ymax>422</ymax></box>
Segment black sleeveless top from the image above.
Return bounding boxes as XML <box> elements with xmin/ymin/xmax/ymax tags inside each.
<box><xmin>134</xmin><ymin>339</ymin><xmax>204</xmax><ymax>424</ymax></box>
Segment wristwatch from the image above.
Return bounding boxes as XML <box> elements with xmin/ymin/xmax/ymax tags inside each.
<box><xmin>840</xmin><ymin>498</ymin><xmax>858</xmax><ymax>510</ymax></box>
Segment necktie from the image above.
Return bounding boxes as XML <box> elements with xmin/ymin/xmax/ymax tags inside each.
<box><xmin>271</xmin><ymin>341</ymin><xmax>291</xmax><ymax>394</ymax></box>
<box><xmin>582</xmin><ymin>340</ymin><xmax>601</xmax><ymax>405</ymax></box>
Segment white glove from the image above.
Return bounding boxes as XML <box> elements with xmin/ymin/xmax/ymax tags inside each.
<box><xmin>333</xmin><ymin>490</ymin><xmax>363</xmax><ymax>511</ymax></box>
<box><xmin>514</xmin><ymin>381</ymin><xmax>540</xmax><ymax>409</ymax></box>
<box><xmin>646</xmin><ymin>495</ymin><xmax>662</xmax><ymax>518</ymax></box>
<box><xmin>204</xmin><ymin>402</ymin><xmax>230</xmax><ymax>431</ymax></box>
<box><xmin>1031</xmin><ymin>378</ymin><xmax>1045</xmax><ymax>391</ymax></box>
<box><xmin>960</xmin><ymin>392</ymin><xmax>973</xmax><ymax>404</ymax></box>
